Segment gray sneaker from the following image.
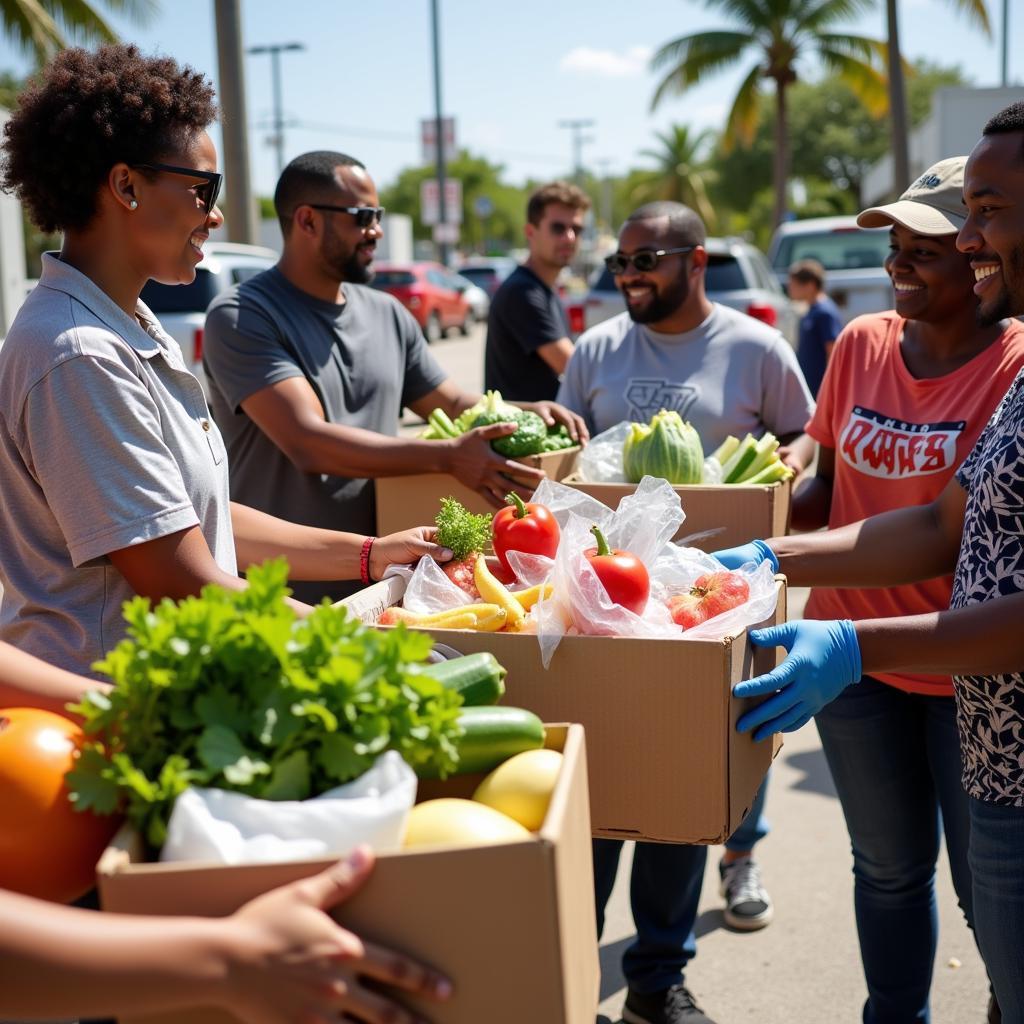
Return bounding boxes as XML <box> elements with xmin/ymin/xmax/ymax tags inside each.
<box><xmin>719</xmin><ymin>857</ymin><xmax>773</xmax><ymax>931</ymax></box>
<box><xmin>622</xmin><ymin>984</ymin><xmax>717</xmax><ymax>1024</ymax></box>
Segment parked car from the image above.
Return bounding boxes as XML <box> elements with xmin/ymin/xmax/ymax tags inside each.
<box><xmin>452</xmin><ymin>272</ymin><xmax>490</xmax><ymax>324</ymax></box>
<box><xmin>456</xmin><ymin>257</ymin><xmax>518</xmax><ymax>300</ymax></box>
<box><xmin>767</xmin><ymin>215</ymin><xmax>891</xmax><ymax>324</ymax></box>
<box><xmin>370</xmin><ymin>262</ymin><xmax>471</xmax><ymax>342</ymax></box>
<box><xmin>567</xmin><ymin>237</ymin><xmax>797</xmax><ymax>344</ymax></box>
<box><xmin>140</xmin><ymin>241</ymin><xmax>278</xmax><ymax>389</ymax></box>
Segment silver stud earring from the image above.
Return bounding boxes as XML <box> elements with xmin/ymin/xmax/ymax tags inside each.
<box><xmin>129</xmin><ymin>199</ymin><xmax>138</xmax><ymax>210</ymax></box>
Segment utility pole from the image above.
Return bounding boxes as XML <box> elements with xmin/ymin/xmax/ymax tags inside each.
<box><xmin>247</xmin><ymin>41</ymin><xmax>305</xmax><ymax>177</ymax></box>
<box><xmin>213</xmin><ymin>0</ymin><xmax>257</xmax><ymax>243</ymax></box>
<box><xmin>1002</xmin><ymin>0</ymin><xmax>1010</xmax><ymax>87</ymax></box>
<box><xmin>595</xmin><ymin>158</ymin><xmax>614</xmax><ymax>234</ymax></box>
<box><xmin>430</xmin><ymin>0</ymin><xmax>449</xmax><ymax>266</ymax></box>
<box><xmin>558</xmin><ymin>119</ymin><xmax>595</xmax><ymax>187</ymax></box>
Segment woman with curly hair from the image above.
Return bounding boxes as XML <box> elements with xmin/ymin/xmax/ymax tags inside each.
<box><xmin>0</xmin><ymin>44</ymin><xmax>451</xmax><ymax>677</ymax></box>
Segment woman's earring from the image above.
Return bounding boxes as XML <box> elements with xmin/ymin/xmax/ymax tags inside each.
<box><xmin>129</xmin><ymin>199</ymin><xmax>138</xmax><ymax>210</ymax></box>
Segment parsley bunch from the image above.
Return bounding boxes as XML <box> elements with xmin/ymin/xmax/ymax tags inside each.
<box><xmin>67</xmin><ymin>560</ymin><xmax>463</xmax><ymax>849</ymax></box>
<box><xmin>435</xmin><ymin>496</ymin><xmax>492</xmax><ymax>561</ymax></box>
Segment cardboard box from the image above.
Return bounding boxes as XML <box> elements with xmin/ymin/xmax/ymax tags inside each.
<box><xmin>559</xmin><ymin>471</ymin><xmax>791</xmax><ymax>550</ymax></box>
<box><xmin>374</xmin><ymin>446</ymin><xmax>580</xmax><ymax>535</ymax></box>
<box><xmin>343</xmin><ymin>577</ymin><xmax>785</xmax><ymax>845</ymax></box>
<box><xmin>97</xmin><ymin>723</ymin><xmax>598</xmax><ymax>1024</ymax></box>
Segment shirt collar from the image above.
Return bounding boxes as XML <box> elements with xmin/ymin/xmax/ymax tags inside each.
<box><xmin>38</xmin><ymin>252</ymin><xmax>173</xmax><ymax>359</ymax></box>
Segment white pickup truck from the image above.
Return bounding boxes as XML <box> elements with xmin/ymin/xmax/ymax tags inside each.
<box><xmin>767</xmin><ymin>216</ymin><xmax>891</xmax><ymax>325</ymax></box>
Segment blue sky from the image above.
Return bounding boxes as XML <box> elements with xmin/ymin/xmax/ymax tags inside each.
<box><xmin>0</xmin><ymin>0</ymin><xmax>1018</xmax><ymax>197</ymax></box>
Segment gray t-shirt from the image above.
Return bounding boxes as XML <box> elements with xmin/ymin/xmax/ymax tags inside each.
<box><xmin>557</xmin><ymin>304</ymin><xmax>814</xmax><ymax>450</ymax></box>
<box><xmin>0</xmin><ymin>254</ymin><xmax>236</xmax><ymax>676</ymax></box>
<box><xmin>203</xmin><ymin>268</ymin><xmax>447</xmax><ymax>603</ymax></box>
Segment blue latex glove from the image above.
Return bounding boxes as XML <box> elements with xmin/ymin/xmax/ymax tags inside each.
<box><xmin>733</xmin><ymin>620</ymin><xmax>862</xmax><ymax>741</ymax></box>
<box><xmin>711</xmin><ymin>539</ymin><xmax>779</xmax><ymax>572</ymax></box>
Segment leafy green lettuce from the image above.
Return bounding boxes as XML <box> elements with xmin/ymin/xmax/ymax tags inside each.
<box><xmin>67</xmin><ymin>560</ymin><xmax>463</xmax><ymax>849</ymax></box>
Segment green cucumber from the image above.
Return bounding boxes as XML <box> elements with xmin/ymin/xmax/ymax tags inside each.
<box><xmin>415</xmin><ymin>705</ymin><xmax>545</xmax><ymax>778</ymax></box>
<box><xmin>420</xmin><ymin>652</ymin><xmax>507</xmax><ymax>706</ymax></box>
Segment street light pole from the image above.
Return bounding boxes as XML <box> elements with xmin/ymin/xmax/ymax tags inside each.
<box><xmin>247</xmin><ymin>42</ymin><xmax>305</xmax><ymax>177</ymax></box>
<box><xmin>558</xmin><ymin>119</ymin><xmax>595</xmax><ymax>187</ymax></box>
<box><xmin>1002</xmin><ymin>0</ymin><xmax>1010</xmax><ymax>87</ymax></box>
<box><xmin>430</xmin><ymin>0</ymin><xmax>449</xmax><ymax>266</ymax></box>
<box><xmin>212</xmin><ymin>0</ymin><xmax>257</xmax><ymax>243</ymax></box>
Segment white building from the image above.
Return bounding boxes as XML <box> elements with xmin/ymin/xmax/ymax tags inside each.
<box><xmin>862</xmin><ymin>86</ymin><xmax>1024</xmax><ymax>204</ymax></box>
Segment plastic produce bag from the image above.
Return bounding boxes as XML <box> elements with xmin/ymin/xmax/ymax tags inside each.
<box><xmin>160</xmin><ymin>751</ymin><xmax>417</xmax><ymax>865</ymax></box>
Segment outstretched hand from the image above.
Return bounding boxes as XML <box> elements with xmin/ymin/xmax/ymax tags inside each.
<box><xmin>733</xmin><ymin>619</ymin><xmax>861</xmax><ymax>741</ymax></box>
<box><xmin>711</xmin><ymin>540</ymin><xmax>778</xmax><ymax>572</ymax></box>
<box><xmin>371</xmin><ymin>527</ymin><xmax>453</xmax><ymax>579</ymax></box>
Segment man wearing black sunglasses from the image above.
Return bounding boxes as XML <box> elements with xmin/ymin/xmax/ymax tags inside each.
<box><xmin>484</xmin><ymin>180</ymin><xmax>591</xmax><ymax>401</ymax></box>
<box><xmin>559</xmin><ymin>202</ymin><xmax>815</xmax><ymax>1024</ymax></box>
<box><xmin>203</xmin><ymin>151</ymin><xmax>586</xmax><ymax>603</ymax></box>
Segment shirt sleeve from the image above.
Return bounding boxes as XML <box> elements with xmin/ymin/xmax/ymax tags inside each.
<box><xmin>498</xmin><ymin>280</ymin><xmax>568</xmax><ymax>355</ymax></box>
<box><xmin>759</xmin><ymin>334</ymin><xmax>816</xmax><ymax>438</ymax></box>
<box><xmin>19</xmin><ymin>354</ymin><xmax>199</xmax><ymax>567</ymax></box>
<box><xmin>203</xmin><ymin>293</ymin><xmax>306</xmax><ymax>412</ymax></box>
<box><xmin>397</xmin><ymin>305</ymin><xmax>449</xmax><ymax>406</ymax></box>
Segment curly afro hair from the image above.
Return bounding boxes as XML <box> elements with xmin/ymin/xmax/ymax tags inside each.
<box><xmin>2</xmin><ymin>44</ymin><xmax>217</xmax><ymax>234</ymax></box>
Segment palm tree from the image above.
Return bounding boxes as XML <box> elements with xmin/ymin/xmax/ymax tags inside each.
<box><xmin>0</xmin><ymin>0</ymin><xmax>156</xmax><ymax>66</ymax></box>
<box><xmin>632</xmin><ymin>124</ymin><xmax>717</xmax><ymax>228</ymax></box>
<box><xmin>650</xmin><ymin>0</ymin><xmax>888</xmax><ymax>229</ymax></box>
<box><xmin>885</xmin><ymin>0</ymin><xmax>990</xmax><ymax>197</ymax></box>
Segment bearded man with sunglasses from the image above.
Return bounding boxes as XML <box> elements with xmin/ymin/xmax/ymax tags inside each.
<box><xmin>484</xmin><ymin>180</ymin><xmax>591</xmax><ymax>400</ymax></box>
<box><xmin>558</xmin><ymin>202</ymin><xmax>814</xmax><ymax>1024</ymax></box>
<box><xmin>203</xmin><ymin>151</ymin><xmax>586</xmax><ymax>603</ymax></box>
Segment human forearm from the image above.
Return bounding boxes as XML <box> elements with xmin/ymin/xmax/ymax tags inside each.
<box><xmin>769</xmin><ymin>503</ymin><xmax>958</xmax><ymax>587</ymax></box>
<box><xmin>0</xmin><ymin>642</ymin><xmax>110</xmax><ymax>716</ymax></box>
<box><xmin>0</xmin><ymin>889</ymin><xmax>233</xmax><ymax>1018</ymax></box>
<box><xmin>777</xmin><ymin>431</ymin><xmax>815</xmax><ymax>474</ymax></box>
<box><xmin>856</xmin><ymin>593</ymin><xmax>1024</xmax><ymax>677</ymax></box>
<box><xmin>789</xmin><ymin>473</ymin><xmax>832</xmax><ymax>532</ymax></box>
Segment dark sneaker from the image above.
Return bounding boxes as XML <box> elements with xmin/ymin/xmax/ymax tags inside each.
<box><xmin>622</xmin><ymin>983</ymin><xmax>717</xmax><ymax>1024</ymax></box>
<box><xmin>719</xmin><ymin>856</ymin><xmax>774</xmax><ymax>931</ymax></box>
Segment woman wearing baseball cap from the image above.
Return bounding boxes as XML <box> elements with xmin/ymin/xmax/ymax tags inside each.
<box><xmin>740</xmin><ymin>156</ymin><xmax>1021</xmax><ymax>1023</ymax></box>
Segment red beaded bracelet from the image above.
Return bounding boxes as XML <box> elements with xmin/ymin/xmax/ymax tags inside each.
<box><xmin>359</xmin><ymin>536</ymin><xmax>376</xmax><ymax>585</ymax></box>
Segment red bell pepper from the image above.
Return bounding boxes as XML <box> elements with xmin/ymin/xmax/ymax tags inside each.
<box><xmin>584</xmin><ymin>525</ymin><xmax>650</xmax><ymax>615</ymax></box>
<box><xmin>492</xmin><ymin>492</ymin><xmax>561</xmax><ymax>577</ymax></box>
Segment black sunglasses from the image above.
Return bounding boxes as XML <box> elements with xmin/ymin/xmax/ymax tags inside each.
<box><xmin>604</xmin><ymin>246</ymin><xmax>696</xmax><ymax>274</ymax></box>
<box><xmin>547</xmin><ymin>219</ymin><xmax>584</xmax><ymax>237</ymax></box>
<box><xmin>307</xmin><ymin>204</ymin><xmax>386</xmax><ymax>228</ymax></box>
<box><xmin>132</xmin><ymin>163</ymin><xmax>223</xmax><ymax>214</ymax></box>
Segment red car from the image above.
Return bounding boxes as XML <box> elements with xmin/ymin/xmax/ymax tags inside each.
<box><xmin>371</xmin><ymin>261</ymin><xmax>471</xmax><ymax>342</ymax></box>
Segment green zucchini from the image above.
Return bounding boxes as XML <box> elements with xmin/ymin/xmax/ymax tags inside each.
<box><xmin>420</xmin><ymin>652</ymin><xmax>507</xmax><ymax>706</ymax></box>
<box><xmin>453</xmin><ymin>706</ymin><xmax>545</xmax><ymax>774</ymax></box>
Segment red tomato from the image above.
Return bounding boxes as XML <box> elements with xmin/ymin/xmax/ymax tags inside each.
<box><xmin>0</xmin><ymin>707</ymin><xmax>121</xmax><ymax>903</ymax></box>
<box><xmin>668</xmin><ymin>570</ymin><xmax>750</xmax><ymax>630</ymax></box>
<box><xmin>583</xmin><ymin>525</ymin><xmax>650</xmax><ymax>616</ymax></box>
<box><xmin>492</xmin><ymin>493</ymin><xmax>561</xmax><ymax>577</ymax></box>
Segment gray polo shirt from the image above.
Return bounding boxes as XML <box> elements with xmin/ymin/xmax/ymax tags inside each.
<box><xmin>203</xmin><ymin>268</ymin><xmax>447</xmax><ymax>604</ymax></box>
<box><xmin>0</xmin><ymin>254</ymin><xmax>235</xmax><ymax>676</ymax></box>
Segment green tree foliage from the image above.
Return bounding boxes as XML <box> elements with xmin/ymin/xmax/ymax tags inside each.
<box><xmin>650</xmin><ymin>0</ymin><xmax>888</xmax><ymax>228</ymax></box>
<box><xmin>630</xmin><ymin>124</ymin><xmax>717</xmax><ymax>229</ymax></box>
<box><xmin>379</xmin><ymin>151</ymin><xmax>532</xmax><ymax>253</ymax></box>
<box><xmin>0</xmin><ymin>0</ymin><xmax>156</xmax><ymax>66</ymax></box>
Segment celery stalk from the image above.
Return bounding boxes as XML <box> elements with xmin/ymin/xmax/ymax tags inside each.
<box><xmin>744</xmin><ymin>460</ymin><xmax>794</xmax><ymax>485</ymax></box>
<box><xmin>710</xmin><ymin>435</ymin><xmax>740</xmax><ymax>465</ymax></box>
<box><xmin>722</xmin><ymin>434</ymin><xmax>759</xmax><ymax>483</ymax></box>
<box><xmin>733</xmin><ymin>433</ymin><xmax>780</xmax><ymax>483</ymax></box>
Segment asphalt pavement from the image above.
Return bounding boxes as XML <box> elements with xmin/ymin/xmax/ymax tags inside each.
<box><xmin>432</xmin><ymin>322</ymin><xmax>989</xmax><ymax>1024</ymax></box>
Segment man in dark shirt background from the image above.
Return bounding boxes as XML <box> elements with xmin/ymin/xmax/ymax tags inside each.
<box><xmin>484</xmin><ymin>181</ymin><xmax>591</xmax><ymax>400</ymax></box>
<box><xmin>787</xmin><ymin>258</ymin><xmax>844</xmax><ymax>398</ymax></box>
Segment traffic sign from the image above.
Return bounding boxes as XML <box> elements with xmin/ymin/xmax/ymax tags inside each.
<box><xmin>473</xmin><ymin>195</ymin><xmax>494</xmax><ymax>218</ymax></box>
<box><xmin>420</xmin><ymin>178</ymin><xmax>462</xmax><ymax>226</ymax></box>
<box><xmin>420</xmin><ymin>117</ymin><xmax>456</xmax><ymax>165</ymax></box>
<box><xmin>432</xmin><ymin>222</ymin><xmax>460</xmax><ymax>244</ymax></box>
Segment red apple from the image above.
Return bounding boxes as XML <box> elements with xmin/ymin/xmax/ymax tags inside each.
<box><xmin>668</xmin><ymin>571</ymin><xmax>750</xmax><ymax>630</ymax></box>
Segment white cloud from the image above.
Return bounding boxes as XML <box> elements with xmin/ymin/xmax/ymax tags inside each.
<box><xmin>559</xmin><ymin>45</ymin><xmax>653</xmax><ymax>78</ymax></box>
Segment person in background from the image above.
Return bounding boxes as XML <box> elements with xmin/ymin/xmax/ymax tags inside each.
<box><xmin>716</xmin><ymin>104</ymin><xmax>1024</xmax><ymax>1024</ymax></box>
<box><xmin>202</xmin><ymin>154</ymin><xmax>587</xmax><ymax>604</ymax></box>
<box><xmin>483</xmin><ymin>180</ymin><xmax>591</xmax><ymax>401</ymax></box>
<box><xmin>787</xmin><ymin>257</ymin><xmax>843</xmax><ymax>397</ymax></box>
<box><xmin>0</xmin><ymin>47</ymin><xmax>448</xmax><ymax>681</ymax></box>
<box><xmin>558</xmin><ymin>200</ymin><xmax>815</xmax><ymax>1024</ymax></box>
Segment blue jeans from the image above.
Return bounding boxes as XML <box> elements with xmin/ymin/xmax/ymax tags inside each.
<box><xmin>815</xmin><ymin>676</ymin><xmax>974</xmax><ymax>1024</ymax></box>
<box><xmin>591</xmin><ymin>780</ymin><xmax>769</xmax><ymax>992</ymax></box>
<box><xmin>969</xmin><ymin>796</ymin><xmax>1024</xmax><ymax>1024</ymax></box>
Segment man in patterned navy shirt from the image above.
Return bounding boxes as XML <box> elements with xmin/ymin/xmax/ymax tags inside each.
<box><xmin>709</xmin><ymin>102</ymin><xmax>1024</xmax><ymax>1024</ymax></box>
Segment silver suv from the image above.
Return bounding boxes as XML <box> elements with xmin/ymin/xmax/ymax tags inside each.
<box><xmin>568</xmin><ymin>237</ymin><xmax>797</xmax><ymax>344</ymax></box>
<box><xmin>140</xmin><ymin>241</ymin><xmax>279</xmax><ymax>390</ymax></box>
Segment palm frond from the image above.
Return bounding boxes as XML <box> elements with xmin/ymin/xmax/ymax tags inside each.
<box><xmin>797</xmin><ymin>0</ymin><xmax>877</xmax><ymax>32</ymax></box>
<box><xmin>817</xmin><ymin>46</ymin><xmax>889</xmax><ymax>115</ymax></box>
<box><xmin>721</xmin><ymin>62</ymin><xmax>764</xmax><ymax>152</ymax></box>
<box><xmin>0</xmin><ymin>0</ymin><xmax>65</xmax><ymax>61</ymax></box>
<box><xmin>650</xmin><ymin>30</ymin><xmax>751</xmax><ymax>110</ymax></box>
<box><xmin>39</xmin><ymin>0</ymin><xmax>118</xmax><ymax>43</ymax></box>
<box><xmin>945</xmin><ymin>0</ymin><xmax>992</xmax><ymax>38</ymax></box>
<box><xmin>815</xmin><ymin>31</ymin><xmax>887</xmax><ymax>67</ymax></box>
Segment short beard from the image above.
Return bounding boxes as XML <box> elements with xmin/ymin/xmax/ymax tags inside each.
<box><xmin>627</xmin><ymin>278</ymin><xmax>690</xmax><ymax>325</ymax></box>
<box><xmin>321</xmin><ymin>223</ymin><xmax>373</xmax><ymax>284</ymax></box>
<box><xmin>977</xmin><ymin>243</ymin><xmax>1024</xmax><ymax>326</ymax></box>
<box><xmin>344</xmin><ymin>249</ymin><xmax>374</xmax><ymax>284</ymax></box>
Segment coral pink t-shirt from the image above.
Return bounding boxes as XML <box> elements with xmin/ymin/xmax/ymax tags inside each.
<box><xmin>805</xmin><ymin>312</ymin><xmax>1024</xmax><ymax>696</ymax></box>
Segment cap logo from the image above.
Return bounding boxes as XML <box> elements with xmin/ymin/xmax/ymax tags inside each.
<box><xmin>913</xmin><ymin>173</ymin><xmax>943</xmax><ymax>190</ymax></box>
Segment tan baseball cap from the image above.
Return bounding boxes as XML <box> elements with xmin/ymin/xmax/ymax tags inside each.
<box><xmin>857</xmin><ymin>156</ymin><xmax>967</xmax><ymax>235</ymax></box>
